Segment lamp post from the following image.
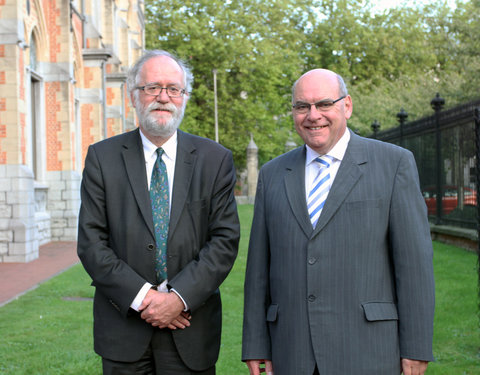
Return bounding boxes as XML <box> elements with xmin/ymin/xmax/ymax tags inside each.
<box><xmin>396</xmin><ymin>108</ymin><xmax>408</xmax><ymax>148</ymax></box>
<box><xmin>431</xmin><ymin>93</ymin><xmax>445</xmax><ymax>224</ymax></box>
<box><xmin>371</xmin><ymin>119</ymin><xmax>380</xmax><ymax>139</ymax></box>
<box><xmin>213</xmin><ymin>69</ymin><xmax>219</xmax><ymax>143</ymax></box>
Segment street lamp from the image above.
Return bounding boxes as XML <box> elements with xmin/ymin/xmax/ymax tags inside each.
<box><xmin>213</xmin><ymin>69</ymin><xmax>219</xmax><ymax>143</ymax></box>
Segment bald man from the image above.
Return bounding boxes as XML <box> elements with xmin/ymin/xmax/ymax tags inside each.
<box><xmin>242</xmin><ymin>69</ymin><xmax>434</xmax><ymax>375</ymax></box>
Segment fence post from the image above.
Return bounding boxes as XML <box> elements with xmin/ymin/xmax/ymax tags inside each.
<box><xmin>396</xmin><ymin>109</ymin><xmax>408</xmax><ymax>147</ymax></box>
<box><xmin>431</xmin><ymin>93</ymin><xmax>445</xmax><ymax>225</ymax></box>
<box><xmin>474</xmin><ymin>107</ymin><xmax>480</xmax><ymax>321</ymax></box>
<box><xmin>371</xmin><ymin>120</ymin><xmax>380</xmax><ymax>139</ymax></box>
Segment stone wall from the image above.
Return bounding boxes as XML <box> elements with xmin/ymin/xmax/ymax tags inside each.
<box><xmin>0</xmin><ymin>0</ymin><xmax>144</xmax><ymax>262</ymax></box>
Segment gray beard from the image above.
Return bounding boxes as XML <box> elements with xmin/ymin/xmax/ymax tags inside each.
<box><xmin>136</xmin><ymin>99</ymin><xmax>186</xmax><ymax>138</ymax></box>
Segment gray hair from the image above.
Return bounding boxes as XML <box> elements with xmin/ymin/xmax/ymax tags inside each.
<box><xmin>127</xmin><ymin>50</ymin><xmax>194</xmax><ymax>99</ymax></box>
<box><xmin>291</xmin><ymin>71</ymin><xmax>348</xmax><ymax>102</ymax></box>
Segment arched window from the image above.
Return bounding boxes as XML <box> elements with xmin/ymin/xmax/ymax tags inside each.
<box><xmin>28</xmin><ymin>34</ymin><xmax>44</xmax><ymax>181</ymax></box>
<box><xmin>29</xmin><ymin>34</ymin><xmax>37</xmax><ymax>72</ymax></box>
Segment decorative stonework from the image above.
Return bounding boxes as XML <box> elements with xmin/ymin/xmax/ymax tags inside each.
<box><xmin>34</xmin><ymin>182</ymin><xmax>51</xmax><ymax>245</ymax></box>
<box><xmin>0</xmin><ymin>165</ymin><xmax>38</xmax><ymax>262</ymax></box>
<box><xmin>0</xmin><ymin>0</ymin><xmax>144</xmax><ymax>262</ymax></box>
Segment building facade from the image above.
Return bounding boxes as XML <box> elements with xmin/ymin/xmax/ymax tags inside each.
<box><xmin>0</xmin><ymin>0</ymin><xmax>144</xmax><ymax>262</ymax></box>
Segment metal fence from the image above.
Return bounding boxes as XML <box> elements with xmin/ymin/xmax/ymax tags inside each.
<box><xmin>370</xmin><ymin>96</ymin><xmax>480</xmax><ymax>230</ymax></box>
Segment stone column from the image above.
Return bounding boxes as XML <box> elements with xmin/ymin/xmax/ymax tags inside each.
<box><xmin>106</xmin><ymin>72</ymin><xmax>128</xmax><ymax>136</ymax></box>
<box><xmin>285</xmin><ymin>135</ymin><xmax>297</xmax><ymax>153</ymax></box>
<box><xmin>0</xmin><ymin>165</ymin><xmax>38</xmax><ymax>262</ymax></box>
<box><xmin>247</xmin><ymin>134</ymin><xmax>258</xmax><ymax>202</ymax></box>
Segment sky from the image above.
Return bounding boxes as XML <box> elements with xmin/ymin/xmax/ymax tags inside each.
<box><xmin>370</xmin><ymin>0</ymin><xmax>458</xmax><ymax>12</ymax></box>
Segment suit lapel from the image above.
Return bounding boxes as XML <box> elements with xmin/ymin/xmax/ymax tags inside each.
<box><xmin>122</xmin><ymin>129</ymin><xmax>155</xmax><ymax>238</ymax></box>
<box><xmin>313</xmin><ymin>131</ymin><xmax>366</xmax><ymax>234</ymax></box>
<box><xmin>284</xmin><ymin>147</ymin><xmax>312</xmax><ymax>237</ymax></box>
<box><xmin>169</xmin><ymin>131</ymin><xmax>195</xmax><ymax>238</ymax></box>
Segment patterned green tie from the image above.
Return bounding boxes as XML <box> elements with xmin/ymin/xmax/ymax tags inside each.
<box><xmin>149</xmin><ymin>148</ymin><xmax>169</xmax><ymax>283</ymax></box>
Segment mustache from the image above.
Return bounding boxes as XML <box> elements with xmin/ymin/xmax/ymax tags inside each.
<box><xmin>145</xmin><ymin>102</ymin><xmax>177</xmax><ymax>113</ymax></box>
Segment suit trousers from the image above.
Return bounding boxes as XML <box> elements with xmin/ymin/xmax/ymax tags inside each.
<box><xmin>102</xmin><ymin>329</ymin><xmax>216</xmax><ymax>375</ymax></box>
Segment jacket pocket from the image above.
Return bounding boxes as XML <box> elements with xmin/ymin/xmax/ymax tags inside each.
<box><xmin>266</xmin><ymin>304</ymin><xmax>278</xmax><ymax>322</ymax></box>
<box><xmin>346</xmin><ymin>199</ymin><xmax>382</xmax><ymax>211</ymax></box>
<box><xmin>362</xmin><ymin>302</ymin><xmax>398</xmax><ymax>321</ymax></box>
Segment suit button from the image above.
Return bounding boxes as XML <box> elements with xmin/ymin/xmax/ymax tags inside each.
<box><xmin>147</xmin><ymin>244</ymin><xmax>155</xmax><ymax>251</ymax></box>
<box><xmin>308</xmin><ymin>295</ymin><xmax>316</xmax><ymax>302</ymax></box>
<box><xmin>308</xmin><ymin>257</ymin><xmax>316</xmax><ymax>265</ymax></box>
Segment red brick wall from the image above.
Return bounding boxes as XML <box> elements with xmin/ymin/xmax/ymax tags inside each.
<box><xmin>72</xmin><ymin>11</ymin><xmax>83</xmax><ymax>49</ymax></box>
<box><xmin>46</xmin><ymin>2</ymin><xmax>61</xmax><ymax>62</ymax></box>
<box><xmin>84</xmin><ymin>67</ymin><xmax>94</xmax><ymax>88</ymax></box>
<box><xmin>20</xmin><ymin>113</ymin><xmax>26</xmax><ymax>164</ymax></box>
<box><xmin>107</xmin><ymin>118</ymin><xmax>114</xmax><ymax>138</ymax></box>
<box><xmin>107</xmin><ymin>87</ymin><xmax>114</xmax><ymax>106</ymax></box>
<box><xmin>0</xmin><ymin>96</ymin><xmax>5</xmax><ymax>164</ymax></box>
<box><xmin>81</xmin><ymin>103</ymin><xmax>94</xmax><ymax>165</ymax></box>
<box><xmin>124</xmin><ymin>84</ymin><xmax>130</xmax><ymax>119</ymax></box>
<box><xmin>19</xmin><ymin>48</ymin><xmax>24</xmax><ymax>100</ymax></box>
<box><xmin>45</xmin><ymin>82</ymin><xmax>62</xmax><ymax>171</ymax></box>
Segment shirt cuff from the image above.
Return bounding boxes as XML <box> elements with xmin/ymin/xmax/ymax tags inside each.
<box><xmin>169</xmin><ymin>288</ymin><xmax>189</xmax><ymax>311</ymax></box>
<box><xmin>157</xmin><ymin>280</ymin><xmax>189</xmax><ymax>311</ymax></box>
<box><xmin>130</xmin><ymin>281</ymin><xmax>189</xmax><ymax>312</ymax></box>
<box><xmin>130</xmin><ymin>282</ymin><xmax>153</xmax><ymax>312</ymax></box>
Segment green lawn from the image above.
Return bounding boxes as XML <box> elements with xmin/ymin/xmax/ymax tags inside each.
<box><xmin>0</xmin><ymin>204</ymin><xmax>478</xmax><ymax>374</ymax></box>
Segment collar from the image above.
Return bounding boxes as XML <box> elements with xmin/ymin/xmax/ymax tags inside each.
<box><xmin>305</xmin><ymin>127</ymin><xmax>351</xmax><ymax>165</ymax></box>
<box><xmin>139</xmin><ymin>129</ymin><xmax>178</xmax><ymax>162</ymax></box>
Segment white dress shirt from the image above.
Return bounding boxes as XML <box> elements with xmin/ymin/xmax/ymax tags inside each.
<box><xmin>305</xmin><ymin>128</ymin><xmax>351</xmax><ymax>200</ymax></box>
<box><xmin>142</xmin><ymin>130</ymin><xmax>177</xmax><ymax>212</ymax></box>
<box><xmin>130</xmin><ymin>130</ymin><xmax>188</xmax><ymax>312</ymax></box>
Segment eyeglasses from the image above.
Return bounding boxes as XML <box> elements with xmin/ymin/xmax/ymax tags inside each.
<box><xmin>292</xmin><ymin>96</ymin><xmax>346</xmax><ymax>114</ymax></box>
<box><xmin>136</xmin><ymin>84</ymin><xmax>186</xmax><ymax>98</ymax></box>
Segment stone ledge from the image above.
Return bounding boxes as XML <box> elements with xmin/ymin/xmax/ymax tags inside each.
<box><xmin>235</xmin><ymin>196</ymin><xmax>255</xmax><ymax>205</ymax></box>
<box><xmin>430</xmin><ymin>224</ymin><xmax>478</xmax><ymax>253</ymax></box>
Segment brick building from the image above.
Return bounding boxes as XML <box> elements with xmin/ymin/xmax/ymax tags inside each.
<box><xmin>0</xmin><ymin>0</ymin><xmax>145</xmax><ymax>262</ymax></box>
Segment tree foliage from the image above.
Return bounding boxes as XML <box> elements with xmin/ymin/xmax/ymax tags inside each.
<box><xmin>144</xmin><ymin>0</ymin><xmax>479</xmax><ymax>168</ymax></box>
<box><xmin>145</xmin><ymin>0</ymin><xmax>312</xmax><ymax>167</ymax></box>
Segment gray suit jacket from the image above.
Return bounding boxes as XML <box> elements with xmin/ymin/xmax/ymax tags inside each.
<box><xmin>242</xmin><ymin>130</ymin><xmax>434</xmax><ymax>375</ymax></box>
<box><xmin>78</xmin><ymin>129</ymin><xmax>240</xmax><ymax>371</ymax></box>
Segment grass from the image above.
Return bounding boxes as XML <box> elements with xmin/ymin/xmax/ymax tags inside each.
<box><xmin>427</xmin><ymin>242</ymin><xmax>480</xmax><ymax>374</ymax></box>
<box><xmin>0</xmin><ymin>204</ymin><xmax>478</xmax><ymax>374</ymax></box>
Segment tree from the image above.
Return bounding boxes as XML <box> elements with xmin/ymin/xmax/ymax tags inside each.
<box><xmin>311</xmin><ymin>0</ymin><xmax>479</xmax><ymax>134</ymax></box>
<box><xmin>145</xmin><ymin>0</ymin><xmax>313</xmax><ymax>167</ymax></box>
<box><xmin>144</xmin><ymin>0</ymin><xmax>480</xmax><ymax>159</ymax></box>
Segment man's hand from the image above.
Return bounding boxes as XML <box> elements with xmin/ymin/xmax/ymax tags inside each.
<box><xmin>246</xmin><ymin>359</ymin><xmax>273</xmax><ymax>375</ymax></box>
<box><xmin>401</xmin><ymin>358</ymin><xmax>429</xmax><ymax>375</ymax></box>
<box><xmin>166</xmin><ymin>311</ymin><xmax>191</xmax><ymax>330</ymax></box>
<box><xmin>139</xmin><ymin>289</ymin><xmax>188</xmax><ymax>329</ymax></box>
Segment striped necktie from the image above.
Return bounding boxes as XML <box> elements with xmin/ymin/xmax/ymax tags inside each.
<box><xmin>149</xmin><ymin>148</ymin><xmax>169</xmax><ymax>283</ymax></box>
<box><xmin>307</xmin><ymin>155</ymin><xmax>333</xmax><ymax>228</ymax></box>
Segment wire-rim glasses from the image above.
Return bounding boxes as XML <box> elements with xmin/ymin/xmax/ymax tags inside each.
<box><xmin>292</xmin><ymin>96</ymin><xmax>346</xmax><ymax>114</ymax></box>
<box><xmin>136</xmin><ymin>84</ymin><xmax>186</xmax><ymax>98</ymax></box>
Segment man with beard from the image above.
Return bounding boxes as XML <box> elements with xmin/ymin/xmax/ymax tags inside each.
<box><xmin>77</xmin><ymin>50</ymin><xmax>240</xmax><ymax>374</ymax></box>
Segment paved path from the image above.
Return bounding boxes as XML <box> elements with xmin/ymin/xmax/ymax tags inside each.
<box><xmin>0</xmin><ymin>241</ymin><xmax>79</xmax><ymax>307</ymax></box>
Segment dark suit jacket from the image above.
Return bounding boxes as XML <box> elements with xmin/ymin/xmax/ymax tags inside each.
<box><xmin>77</xmin><ymin>129</ymin><xmax>240</xmax><ymax>371</ymax></box>
<box><xmin>242</xmin><ymin>130</ymin><xmax>435</xmax><ymax>375</ymax></box>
